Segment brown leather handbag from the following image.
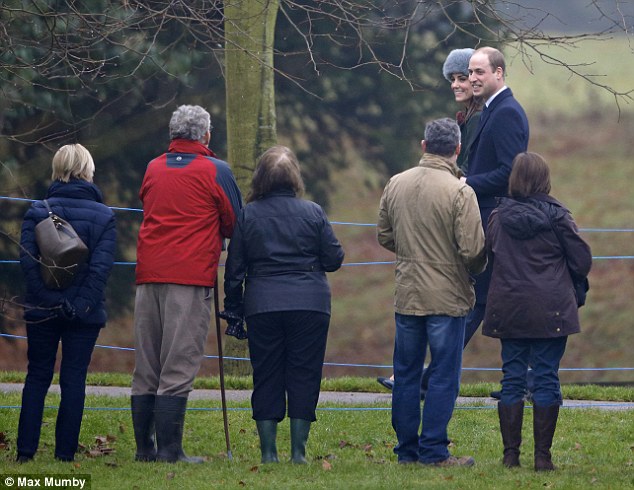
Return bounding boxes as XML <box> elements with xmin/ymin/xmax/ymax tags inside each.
<box><xmin>35</xmin><ymin>200</ymin><xmax>89</xmax><ymax>289</ymax></box>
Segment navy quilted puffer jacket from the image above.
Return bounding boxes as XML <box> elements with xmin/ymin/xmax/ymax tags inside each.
<box><xmin>20</xmin><ymin>179</ymin><xmax>117</xmax><ymax>326</ymax></box>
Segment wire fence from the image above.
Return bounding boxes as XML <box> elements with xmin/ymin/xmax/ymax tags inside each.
<box><xmin>1</xmin><ymin>194</ymin><xmax>633</xmax><ymax>398</ymax></box>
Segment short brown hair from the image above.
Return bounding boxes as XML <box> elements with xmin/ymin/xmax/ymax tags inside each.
<box><xmin>477</xmin><ymin>46</ymin><xmax>506</xmax><ymax>76</ymax></box>
<box><xmin>508</xmin><ymin>152</ymin><xmax>551</xmax><ymax>198</ymax></box>
<box><xmin>247</xmin><ymin>145</ymin><xmax>305</xmax><ymax>203</ymax></box>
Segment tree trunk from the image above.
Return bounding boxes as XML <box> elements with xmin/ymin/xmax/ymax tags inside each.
<box><xmin>223</xmin><ymin>0</ymin><xmax>279</xmax><ymax>375</ymax></box>
<box><xmin>225</xmin><ymin>0</ymin><xmax>279</xmax><ymax>188</ymax></box>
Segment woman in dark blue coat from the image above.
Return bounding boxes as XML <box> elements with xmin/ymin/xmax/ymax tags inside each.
<box><xmin>223</xmin><ymin>145</ymin><xmax>344</xmax><ymax>464</ymax></box>
<box><xmin>483</xmin><ymin>152</ymin><xmax>591</xmax><ymax>471</ymax></box>
<box><xmin>17</xmin><ymin>144</ymin><xmax>116</xmax><ymax>463</ymax></box>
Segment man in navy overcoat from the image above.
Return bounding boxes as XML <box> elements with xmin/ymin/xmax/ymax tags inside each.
<box><xmin>464</xmin><ymin>47</ymin><xmax>530</xmax><ymax>345</ymax></box>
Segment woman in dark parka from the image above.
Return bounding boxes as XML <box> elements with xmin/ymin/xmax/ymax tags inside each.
<box><xmin>223</xmin><ymin>145</ymin><xmax>344</xmax><ymax>464</ymax></box>
<box><xmin>17</xmin><ymin>144</ymin><xmax>116</xmax><ymax>462</ymax></box>
<box><xmin>483</xmin><ymin>152</ymin><xmax>591</xmax><ymax>471</ymax></box>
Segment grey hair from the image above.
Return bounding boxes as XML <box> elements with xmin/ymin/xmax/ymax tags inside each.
<box><xmin>169</xmin><ymin>105</ymin><xmax>211</xmax><ymax>142</ymax></box>
<box><xmin>51</xmin><ymin>144</ymin><xmax>95</xmax><ymax>183</ymax></box>
<box><xmin>424</xmin><ymin>118</ymin><xmax>461</xmax><ymax>157</ymax></box>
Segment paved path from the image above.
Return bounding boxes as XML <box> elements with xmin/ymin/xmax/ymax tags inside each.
<box><xmin>1</xmin><ymin>383</ymin><xmax>632</xmax><ymax>410</ymax></box>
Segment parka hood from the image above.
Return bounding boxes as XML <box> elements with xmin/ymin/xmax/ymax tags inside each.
<box><xmin>496</xmin><ymin>196</ymin><xmax>551</xmax><ymax>240</ymax></box>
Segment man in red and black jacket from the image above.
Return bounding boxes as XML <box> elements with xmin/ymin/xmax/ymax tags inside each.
<box><xmin>131</xmin><ymin>105</ymin><xmax>242</xmax><ymax>464</ymax></box>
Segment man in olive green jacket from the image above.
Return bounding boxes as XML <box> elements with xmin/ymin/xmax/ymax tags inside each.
<box><xmin>377</xmin><ymin>117</ymin><xmax>486</xmax><ymax>466</ymax></box>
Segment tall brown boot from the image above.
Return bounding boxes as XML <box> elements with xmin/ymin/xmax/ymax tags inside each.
<box><xmin>498</xmin><ymin>401</ymin><xmax>524</xmax><ymax>467</ymax></box>
<box><xmin>533</xmin><ymin>404</ymin><xmax>560</xmax><ymax>471</ymax></box>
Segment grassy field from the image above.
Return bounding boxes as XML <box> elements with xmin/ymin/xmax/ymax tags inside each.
<box><xmin>2</xmin><ymin>373</ymin><xmax>633</xmax><ymax>488</ymax></box>
<box><xmin>1</xmin><ymin>387</ymin><xmax>633</xmax><ymax>489</ymax></box>
<box><xmin>505</xmin><ymin>37</ymin><xmax>634</xmax><ymax>117</ymax></box>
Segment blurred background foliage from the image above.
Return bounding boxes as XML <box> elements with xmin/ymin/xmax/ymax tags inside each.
<box><xmin>0</xmin><ymin>0</ymin><xmax>497</xmax><ymax>325</ymax></box>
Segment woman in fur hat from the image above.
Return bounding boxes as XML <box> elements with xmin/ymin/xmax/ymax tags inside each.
<box><xmin>442</xmin><ymin>47</ymin><xmax>483</xmax><ymax>175</ymax></box>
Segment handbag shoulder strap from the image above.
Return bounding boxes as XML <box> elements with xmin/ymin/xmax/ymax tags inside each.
<box><xmin>42</xmin><ymin>199</ymin><xmax>54</xmax><ymax>217</ymax></box>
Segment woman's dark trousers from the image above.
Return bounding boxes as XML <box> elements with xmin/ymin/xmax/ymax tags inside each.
<box><xmin>248</xmin><ymin>311</ymin><xmax>329</xmax><ymax>464</ymax></box>
<box><xmin>17</xmin><ymin>319</ymin><xmax>100</xmax><ymax>461</ymax></box>
<box><xmin>247</xmin><ymin>311</ymin><xmax>330</xmax><ymax>422</ymax></box>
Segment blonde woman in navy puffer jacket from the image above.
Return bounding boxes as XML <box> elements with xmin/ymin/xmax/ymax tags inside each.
<box><xmin>17</xmin><ymin>144</ymin><xmax>116</xmax><ymax>463</ymax></box>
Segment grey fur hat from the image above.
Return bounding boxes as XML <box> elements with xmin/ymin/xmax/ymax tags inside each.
<box><xmin>442</xmin><ymin>48</ymin><xmax>475</xmax><ymax>81</ymax></box>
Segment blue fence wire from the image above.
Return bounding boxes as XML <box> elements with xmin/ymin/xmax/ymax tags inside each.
<box><xmin>1</xmin><ymin>333</ymin><xmax>632</xmax><ymax>373</ymax></box>
<box><xmin>1</xmin><ymin>195</ymin><xmax>633</xmax><ymax>412</ymax></box>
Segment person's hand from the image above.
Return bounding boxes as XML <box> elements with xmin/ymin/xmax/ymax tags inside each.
<box><xmin>220</xmin><ymin>310</ymin><xmax>248</xmax><ymax>340</ymax></box>
<box><xmin>57</xmin><ymin>299</ymin><xmax>76</xmax><ymax>321</ymax></box>
<box><xmin>225</xmin><ymin>319</ymin><xmax>248</xmax><ymax>340</ymax></box>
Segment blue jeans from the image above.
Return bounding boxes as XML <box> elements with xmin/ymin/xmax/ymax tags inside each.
<box><xmin>420</xmin><ymin>305</ymin><xmax>485</xmax><ymax>393</ymax></box>
<box><xmin>391</xmin><ymin>314</ymin><xmax>465</xmax><ymax>464</ymax></box>
<box><xmin>500</xmin><ymin>337</ymin><xmax>567</xmax><ymax>407</ymax></box>
<box><xmin>17</xmin><ymin>319</ymin><xmax>101</xmax><ymax>460</ymax></box>
<box><xmin>464</xmin><ymin>304</ymin><xmax>485</xmax><ymax>346</ymax></box>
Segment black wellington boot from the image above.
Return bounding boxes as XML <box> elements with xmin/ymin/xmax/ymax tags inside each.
<box><xmin>290</xmin><ymin>418</ymin><xmax>311</xmax><ymax>464</ymax></box>
<box><xmin>533</xmin><ymin>404</ymin><xmax>560</xmax><ymax>471</ymax></box>
<box><xmin>154</xmin><ymin>395</ymin><xmax>204</xmax><ymax>463</ymax></box>
<box><xmin>498</xmin><ymin>401</ymin><xmax>524</xmax><ymax>467</ymax></box>
<box><xmin>131</xmin><ymin>394</ymin><xmax>157</xmax><ymax>461</ymax></box>
<box><xmin>256</xmin><ymin>420</ymin><xmax>279</xmax><ymax>463</ymax></box>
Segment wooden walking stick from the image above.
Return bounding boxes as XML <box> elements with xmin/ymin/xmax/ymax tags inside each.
<box><xmin>213</xmin><ymin>274</ymin><xmax>233</xmax><ymax>461</ymax></box>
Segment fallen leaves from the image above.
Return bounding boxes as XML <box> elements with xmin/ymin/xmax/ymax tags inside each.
<box><xmin>0</xmin><ymin>432</ymin><xmax>10</xmax><ymax>451</ymax></box>
<box><xmin>84</xmin><ymin>434</ymin><xmax>116</xmax><ymax>458</ymax></box>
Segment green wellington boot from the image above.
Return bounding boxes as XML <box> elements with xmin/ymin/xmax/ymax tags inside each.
<box><xmin>290</xmin><ymin>418</ymin><xmax>311</xmax><ymax>464</ymax></box>
<box><xmin>256</xmin><ymin>420</ymin><xmax>279</xmax><ymax>463</ymax></box>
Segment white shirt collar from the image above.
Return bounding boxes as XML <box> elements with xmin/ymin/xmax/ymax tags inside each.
<box><xmin>485</xmin><ymin>85</ymin><xmax>508</xmax><ymax>107</ymax></box>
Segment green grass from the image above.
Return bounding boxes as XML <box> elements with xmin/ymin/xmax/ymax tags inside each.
<box><xmin>1</xmin><ymin>389</ymin><xmax>633</xmax><ymax>489</ymax></box>
<box><xmin>1</xmin><ymin>371</ymin><xmax>633</xmax><ymax>402</ymax></box>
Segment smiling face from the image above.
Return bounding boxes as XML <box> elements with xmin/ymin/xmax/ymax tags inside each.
<box><xmin>468</xmin><ymin>50</ymin><xmax>504</xmax><ymax>100</ymax></box>
<box><xmin>449</xmin><ymin>73</ymin><xmax>473</xmax><ymax>105</ymax></box>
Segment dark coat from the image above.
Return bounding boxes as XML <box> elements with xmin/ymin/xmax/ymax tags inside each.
<box><xmin>456</xmin><ymin>108</ymin><xmax>481</xmax><ymax>175</ymax></box>
<box><xmin>466</xmin><ymin>88</ymin><xmax>529</xmax><ymax>303</ymax></box>
<box><xmin>223</xmin><ymin>189</ymin><xmax>344</xmax><ymax>318</ymax></box>
<box><xmin>20</xmin><ymin>180</ymin><xmax>117</xmax><ymax>325</ymax></box>
<box><xmin>482</xmin><ymin>194</ymin><xmax>592</xmax><ymax>339</ymax></box>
